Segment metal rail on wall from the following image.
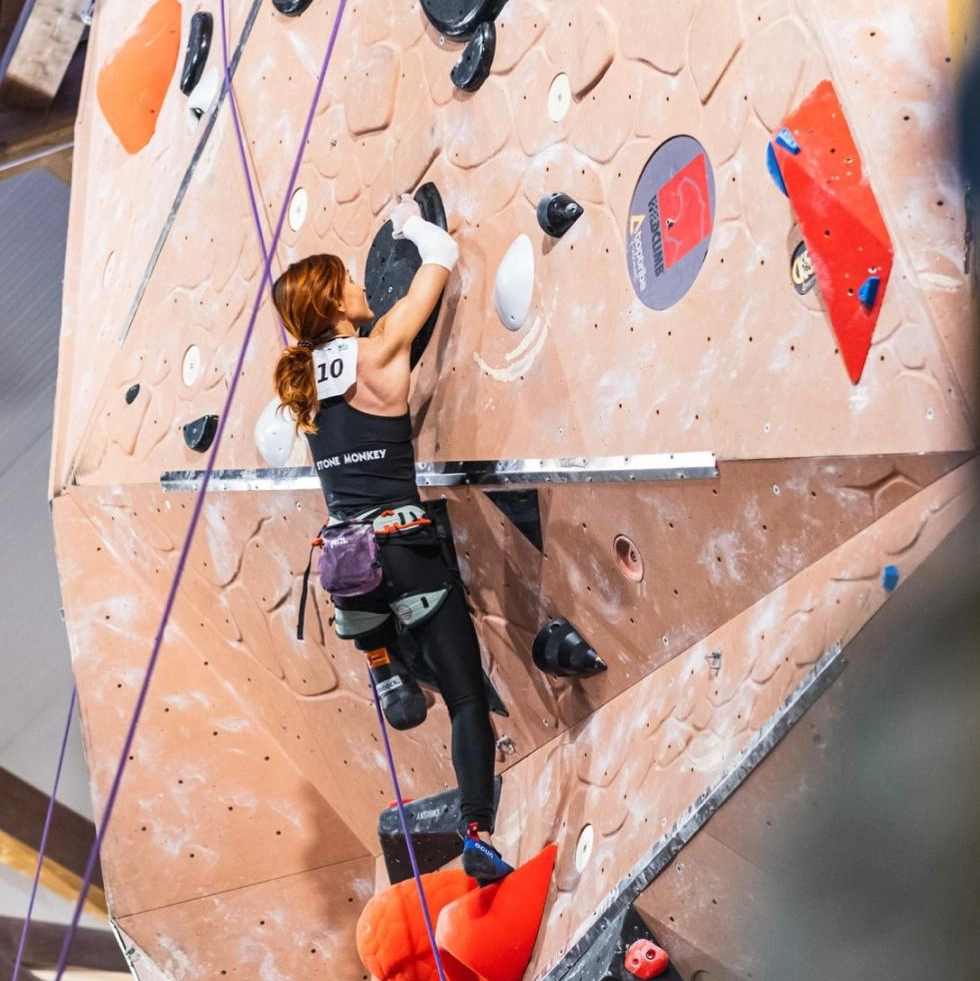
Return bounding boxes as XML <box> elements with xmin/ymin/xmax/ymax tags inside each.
<box><xmin>160</xmin><ymin>451</ymin><xmax>719</xmax><ymax>493</ymax></box>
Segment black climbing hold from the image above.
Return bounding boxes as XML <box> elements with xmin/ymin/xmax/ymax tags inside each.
<box><xmin>377</xmin><ymin>777</ymin><xmax>503</xmax><ymax>883</ymax></box>
<box><xmin>182</xmin><ymin>414</ymin><xmax>219</xmax><ymax>453</ymax></box>
<box><xmin>536</xmin><ymin>192</ymin><xmax>584</xmax><ymax>238</ymax></box>
<box><xmin>124</xmin><ymin>384</ymin><xmax>140</xmax><ymax>404</ymax></box>
<box><xmin>271</xmin><ymin>0</ymin><xmax>315</xmax><ymax>16</ymax></box>
<box><xmin>559</xmin><ymin>904</ymin><xmax>682</xmax><ymax>981</ymax></box>
<box><xmin>420</xmin><ymin>0</ymin><xmax>509</xmax><ymax>39</ymax></box>
<box><xmin>179</xmin><ymin>11</ymin><xmax>213</xmax><ymax>96</ymax></box>
<box><xmin>532</xmin><ymin>617</ymin><xmax>607</xmax><ymax>679</ymax></box>
<box><xmin>485</xmin><ymin>489</ymin><xmax>543</xmax><ymax>552</ymax></box>
<box><xmin>450</xmin><ymin>21</ymin><xmax>495</xmax><ymax>92</ymax></box>
<box><xmin>362</xmin><ymin>182</ymin><xmax>448</xmax><ymax>369</ymax></box>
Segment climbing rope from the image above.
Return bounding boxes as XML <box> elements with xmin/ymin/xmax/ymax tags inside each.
<box><xmin>368</xmin><ymin>669</ymin><xmax>450</xmax><ymax>981</ymax></box>
<box><xmin>11</xmin><ymin>687</ymin><xmax>77</xmax><ymax>981</ymax></box>
<box><xmin>50</xmin><ymin>5</ymin><xmax>350</xmax><ymax>977</ymax></box>
<box><xmin>218</xmin><ymin>0</ymin><xmax>287</xmax><ymax>346</ymax></box>
<box><xmin>222</xmin><ymin>2</ymin><xmax>451</xmax><ymax>969</ymax></box>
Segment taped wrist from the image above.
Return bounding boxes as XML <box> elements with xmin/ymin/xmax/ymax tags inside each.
<box><xmin>401</xmin><ymin>215</ymin><xmax>459</xmax><ymax>272</ymax></box>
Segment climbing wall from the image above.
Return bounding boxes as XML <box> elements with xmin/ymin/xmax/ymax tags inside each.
<box><xmin>51</xmin><ymin>1</ymin><xmax>976</xmax><ymax>980</ymax></box>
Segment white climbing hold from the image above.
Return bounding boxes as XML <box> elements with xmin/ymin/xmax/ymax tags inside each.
<box><xmin>575</xmin><ymin>824</ymin><xmax>594</xmax><ymax>873</ymax></box>
<box><xmin>289</xmin><ymin>187</ymin><xmax>308</xmax><ymax>232</ymax></box>
<box><xmin>548</xmin><ymin>73</ymin><xmax>571</xmax><ymax>123</ymax></box>
<box><xmin>187</xmin><ymin>66</ymin><xmax>220</xmax><ymax>129</ymax></box>
<box><xmin>493</xmin><ymin>234</ymin><xmax>535</xmax><ymax>331</ymax></box>
<box><xmin>182</xmin><ymin>345</ymin><xmax>202</xmax><ymax>387</ymax></box>
<box><xmin>254</xmin><ymin>396</ymin><xmax>296</xmax><ymax>467</ymax></box>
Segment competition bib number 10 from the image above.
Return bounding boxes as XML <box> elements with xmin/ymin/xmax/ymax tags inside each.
<box><xmin>314</xmin><ymin>337</ymin><xmax>358</xmax><ymax>400</ymax></box>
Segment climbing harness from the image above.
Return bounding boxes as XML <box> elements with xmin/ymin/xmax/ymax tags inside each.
<box><xmin>296</xmin><ymin>503</ymin><xmax>434</xmax><ymax>639</ymax></box>
<box><xmin>49</xmin><ymin>5</ymin><xmax>351</xmax><ymax>979</ymax></box>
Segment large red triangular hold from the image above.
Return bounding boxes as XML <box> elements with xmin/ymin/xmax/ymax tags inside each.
<box><xmin>772</xmin><ymin>79</ymin><xmax>894</xmax><ymax>383</ymax></box>
<box><xmin>435</xmin><ymin>843</ymin><xmax>558</xmax><ymax>981</ymax></box>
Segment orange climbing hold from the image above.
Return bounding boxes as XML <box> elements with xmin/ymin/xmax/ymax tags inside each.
<box><xmin>96</xmin><ymin>0</ymin><xmax>182</xmax><ymax>154</ymax></box>
<box><xmin>771</xmin><ymin>79</ymin><xmax>894</xmax><ymax>384</ymax></box>
<box><xmin>436</xmin><ymin>843</ymin><xmax>557</xmax><ymax>981</ymax></box>
<box><xmin>357</xmin><ymin>869</ymin><xmax>477</xmax><ymax>981</ymax></box>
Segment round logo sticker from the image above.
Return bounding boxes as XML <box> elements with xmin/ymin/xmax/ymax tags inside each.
<box><xmin>626</xmin><ymin>135</ymin><xmax>715</xmax><ymax>310</ymax></box>
<box><xmin>791</xmin><ymin>240</ymin><xmax>817</xmax><ymax>294</ymax></box>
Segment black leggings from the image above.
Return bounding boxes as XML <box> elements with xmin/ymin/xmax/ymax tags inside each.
<box><xmin>334</xmin><ymin>527</ymin><xmax>496</xmax><ymax>831</ymax></box>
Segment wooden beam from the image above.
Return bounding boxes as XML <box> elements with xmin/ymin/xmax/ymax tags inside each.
<box><xmin>0</xmin><ymin>916</ymin><xmax>128</xmax><ymax>973</ymax></box>
<box><xmin>0</xmin><ymin>0</ymin><xmax>31</xmax><ymax>58</ymax></box>
<box><xmin>0</xmin><ymin>116</ymin><xmax>73</xmax><ymax>180</ymax></box>
<box><xmin>0</xmin><ymin>768</ymin><xmax>107</xmax><ymax>917</ymax></box>
<box><xmin>0</xmin><ymin>0</ymin><xmax>85</xmax><ymax>109</ymax></box>
<box><xmin>0</xmin><ymin>35</ymin><xmax>81</xmax><ymax>181</ymax></box>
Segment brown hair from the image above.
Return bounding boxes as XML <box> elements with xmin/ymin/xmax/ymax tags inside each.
<box><xmin>272</xmin><ymin>254</ymin><xmax>348</xmax><ymax>433</ymax></box>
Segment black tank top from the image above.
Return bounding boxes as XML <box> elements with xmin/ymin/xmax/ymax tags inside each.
<box><xmin>307</xmin><ymin>397</ymin><xmax>420</xmax><ymax>518</ymax></box>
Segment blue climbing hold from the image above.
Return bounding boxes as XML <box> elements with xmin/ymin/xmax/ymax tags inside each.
<box><xmin>766</xmin><ymin>142</ymin><xmax>788</xmax><ymax>196</ymax></box>
<box><xmin>775</xmin><ymin>127</ymin><xmax>801</xmax><ymax>154</ymax></box>
<box><xmin>858</xmin><ymin>275</ymin><xmax>880</xmax><ymax>308</ymax></box>
<box><xmin>882</xmin><ymin>564</ymin><xmax>900</xmax><ymax>592</ymax></box>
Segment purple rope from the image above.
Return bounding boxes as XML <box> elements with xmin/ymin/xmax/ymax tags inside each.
<box><xmin>11</xmin><ymin>687</ymin><xmax>77</xmax><ymax>981</ymax></box>
<box><xmin>368</xmin><ymin>670</ymin><xmax>450</xmax><ymax>981</ymax></box>
<box><xmin>218</xmin><ymin>0</ymin><xmax>287</xmax><ymax>347</ymax></box>
<box><xmin>0</xmin><ymin>0</ymin><xmax>38</xmax><ymax>88</ymax></box>
<box><xmin>52</xmin><ymin>4</ymin><xmax>350</xmax><ymax>977</ymax></box>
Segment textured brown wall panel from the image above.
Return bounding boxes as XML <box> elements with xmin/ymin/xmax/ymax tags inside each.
<box><xmin>52</xmin><ymin>0</ymin><xmax>977</xmax><ymax>978</ymax></box>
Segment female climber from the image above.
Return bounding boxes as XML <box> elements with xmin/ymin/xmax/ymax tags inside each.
<box><xmin>272</xmin><ymin>195</ymin><xmax>512</xmax><ymax>886</ymax></box>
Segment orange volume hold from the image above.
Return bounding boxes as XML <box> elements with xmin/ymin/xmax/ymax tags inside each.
<box><xmin>357</xmin><ymin>869</ymin><xmax>477</xmax><ymax>981</ymax></box>
<box><xmin>96</xmin><ymin>0</ymin><xmax>182</xmax><ymax>154</ymax></box>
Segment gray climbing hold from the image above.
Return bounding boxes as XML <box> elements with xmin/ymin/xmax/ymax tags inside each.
<box><xmin>183</xmin><ymin>414</ymin><xmax>219</xmax><ymax>452</ymax></box>
<box><xmin>536</xmin><ymin>192</ymin><xmax>584</xmax><ymax>238</ymax></box>
<box><xmin>363</xmin><ymin>182</ymin><xmax>448</xmax><ymax>369</ymax></box>
<box><xmin>125</xmin><ymin>384</ymin><xmax>140</xmax><ymax>404</ymax></box>
<box><xmin>272</xmin><ymin>0</ymin><xmax>315</xmax><ymax>16</ymax></box>
<box><xmin>179</xmin><ymin>11</ymin><xmax>212</xmax><ymax>96</ymax></box>
<box><xmin>420</xmin><ymin>0</ymin><xmax>508</xmax><ymax>39</ymax></box>
<box><xmin>532</xmin><ymin>617</ymin><xmax>607</xmax><ymax>678</ymax></box>
<box><xmin>450</xmin><ymin>22</ymin><xmax>495</xmax><ymax>92</ymax></box>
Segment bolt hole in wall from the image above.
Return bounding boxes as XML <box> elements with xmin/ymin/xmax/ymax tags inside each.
<box><xmin>613</xmin><ymin>534</ymin><xmax>644</xmax><ymax>582</ymax></box>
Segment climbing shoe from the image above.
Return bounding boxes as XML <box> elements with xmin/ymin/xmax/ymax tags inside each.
<box><xmin>461</xmin><ymin>822</ymin><xmax>514</xmax><ymax>886</ymax></box>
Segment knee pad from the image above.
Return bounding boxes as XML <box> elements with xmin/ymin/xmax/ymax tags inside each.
<box><xmin>366</xmin><ymin>648</ymin><xmax>428</xmax><ymax>730</ymax></box>
<box><xmin>390</xmin><ymin>586</ymin><xmax>450</xmax><ymax>629</ymax></box>
<box><xmin>334</xmin><ymin>607</ymin><xmax>392</xmax><ymax>644</ymax></box>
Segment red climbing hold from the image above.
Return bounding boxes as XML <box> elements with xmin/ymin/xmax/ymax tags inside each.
<box><xmin>624</xmin><ymin>938</ymin><xmax>669</xmax><ymax>979</ymax></box>
<box><xmin>772</xmin><ymin>79</ymin><xmax>894</xmax><ymax>384</ymax></box>
<box><xmin>357</xmin><ymin>869</ymin><xmax>477</xmax><ymax>981</ymax></box>
<box><xmin>436</xmin><ymin>843</ymin><xmax>557</xmax><ymax>981</ymax></box>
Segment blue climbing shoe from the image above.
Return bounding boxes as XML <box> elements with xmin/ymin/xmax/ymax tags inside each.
<box><xmin>462</xmin><ymin>822</ymin><xmax>514</xmax><ymax>887</ymax></box>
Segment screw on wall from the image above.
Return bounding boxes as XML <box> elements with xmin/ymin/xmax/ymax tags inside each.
<box><xmin>495</xmin><ymin>734</ymin><xmax>517</xmax><ymax>755</ymax></box>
